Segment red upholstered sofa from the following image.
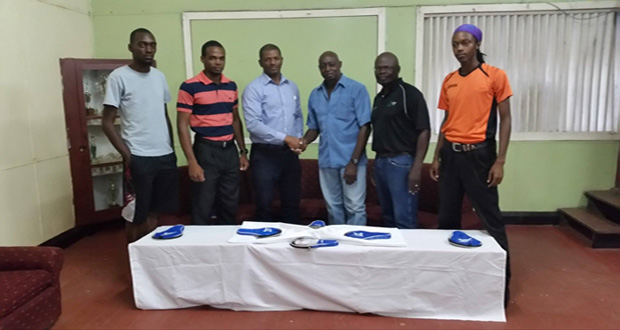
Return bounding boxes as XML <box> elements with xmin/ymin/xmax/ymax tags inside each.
<box><xmin>0</xmin><ymin>247</ymin><xmax>63</xmax><ymax>330</ymax></box>
<box><xmin>161</xmin><ymin>159</ymin><xmax>481</xmax><ymax>229</ymax></box>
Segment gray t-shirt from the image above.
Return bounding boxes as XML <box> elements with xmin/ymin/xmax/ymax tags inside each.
<box><xmin>104</xmin><ymin>65</ymin><xmax>173</xmax><ymax>157</ymax></box>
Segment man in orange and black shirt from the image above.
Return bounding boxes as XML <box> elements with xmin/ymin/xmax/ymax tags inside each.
<box><xmin>177</xmin><ymin>40</ymin><xmax>249</xmax><ymax>225</ymax></box>
<box><xmin>430</xmin><ymin>24</ymin><xmax>513</xmax><ymax>307</ymax></box>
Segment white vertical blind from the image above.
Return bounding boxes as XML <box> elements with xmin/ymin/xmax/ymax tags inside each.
<box><xmin>421</xmin><ymin>10</ymin><xmax>619</xmax><ymax>134</ymax></box>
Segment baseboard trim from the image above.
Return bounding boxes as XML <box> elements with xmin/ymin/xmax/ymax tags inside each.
<box><xmin>40</xmin><ymin>220</ymin><xmax>124</xmax><ymax>248</ymax></box>
<box><xmin>503</xmin><ymin>211</ymin><xmax>558</xmax><ymax>225</ymax></box>
<box><xmin>39</xmin><ymin>227</ymin><xmax>84</xmax><ymax>249</ymax></box>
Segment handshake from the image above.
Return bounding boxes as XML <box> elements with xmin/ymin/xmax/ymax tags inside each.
<box><xmin>284</xmin><ymin>136</ymin><xmax>308</xmax><ymax>155</ymax></box>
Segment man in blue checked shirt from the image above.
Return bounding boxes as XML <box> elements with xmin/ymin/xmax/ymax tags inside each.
<box><xmin>242</xmin><ymin>44</ymin><xmax>304</xmax><ymax>223</ymax></box>
<box><xmin>299</xmin><ymin>51</ymin><xmax>371</xmax><ymax>225</ymax></box>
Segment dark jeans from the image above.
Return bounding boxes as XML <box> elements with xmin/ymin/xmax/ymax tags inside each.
<box><xmin>191</xmin><ymin>139</ymin><xmax>240</xmax><ymax>225</ymax></box>
<box><xmin>250</xmin><ymin>144</ymin><xmax>301</xmax><ymax>223</ymax></box>
<box><xmin>438</xmin><ymin>141</ymin><xmax>511</xmax><ymax>291</ymax></box>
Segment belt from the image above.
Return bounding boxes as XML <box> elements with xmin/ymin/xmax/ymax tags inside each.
<box><xmin>252</xmin><ymin>143</ymin><xmax>289</xmax><ymax>150</ymax></box>
<box><xmin>197</xmin><ymin>138</ymin><xmax>234</xmax><ymax>148</ymax></box>
<box><xmin>376</xmin><ymin>151</ymin><xmax>411</xmax><ymax>158</ymax></box>
<box><xmin>448</xmin><ymin>141</ymin><xmax>488</xmax><ymax>152</ymax></box>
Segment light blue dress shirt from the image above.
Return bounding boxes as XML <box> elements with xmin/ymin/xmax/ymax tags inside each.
<box><xmin>307</xmin><ymin>74</ymin><xmax>371</xmax><ymax>168</ymax></box>
<box><xmin>242</xmin><ymin>73</ymin><xmax>303</xmax><ymax>145</ymax></box>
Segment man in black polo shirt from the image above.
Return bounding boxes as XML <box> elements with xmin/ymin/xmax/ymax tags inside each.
<box><xmin>371</xmin><ymin>52</ymin><xmax>431</xmax><ymax>229</ymax></box>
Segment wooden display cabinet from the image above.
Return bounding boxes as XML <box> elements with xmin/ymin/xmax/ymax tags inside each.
<box><xmin>60</xmin><ymin>59</ymin><xmax>130</xmax><ymax>225</ymax></box>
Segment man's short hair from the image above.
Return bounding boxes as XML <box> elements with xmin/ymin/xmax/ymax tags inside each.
<box><xmin>129</xmin><ymin>28</ymin><xmax>153</xmax><ymax>43</ymax></box>
<box><xmin>201</xmin><ymin>40</ymin><xmax>224</xmax><ymax>57</ymax></box>
<box><xmin>259</xmin><ymin>44</ymin><xmax>281</xmax><ymax>59</ymax></box>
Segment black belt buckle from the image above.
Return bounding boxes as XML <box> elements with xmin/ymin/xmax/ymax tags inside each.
<box><xmin>451</xmin><ymin>142</ymin><xmax>481</xmax><ymax>152</ymax></box>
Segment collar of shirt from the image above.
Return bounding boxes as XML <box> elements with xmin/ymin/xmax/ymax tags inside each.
<box><xmin>378</xmin><ymin>78</ymin><xmax>403</xmax><ymax>98</ymax></box>
<box><xmin>317</xmin><ymin>74</ymin><xmax>349</xmax><ymax>97</ymax></box>
<box><xmin>318</xmin><ymin>74</ymin><xmax>348</xmax><ymax>90</ymax></box>
<box><xmin>197</xmin><ymin>71</ymin><xmax>231</xmax><ymax>85</ymax></box>
<box><xmin>259</xmin><ymin>72</ymin><xmax>289</xmax><ymax>86</ymax></box>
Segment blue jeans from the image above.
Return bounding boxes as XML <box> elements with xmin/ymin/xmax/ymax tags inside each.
<box><xmin>374</xmin><ymin>154</ymin><xmax>418</xmax><ymax>229</ymax></box>
<box><xmin>319</xmin><ymin>165</ymin><xmax>367</xmax><ymax>226</ymax></box>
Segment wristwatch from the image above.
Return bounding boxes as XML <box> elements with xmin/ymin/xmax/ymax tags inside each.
<box><xmin>239</xmin><ymin>148</ymin><xmax>249</xmax><ymax>155</ymax></box>
<box><xmin>350</xmin><ymin>158</ymin><xmax>359</xmax><ymax>166</ymax></box>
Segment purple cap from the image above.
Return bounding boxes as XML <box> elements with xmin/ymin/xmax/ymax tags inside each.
<box><xmin>454</xmin><ymin>24</ymin><xmax>482</xmax><ymax>42</ymax></box>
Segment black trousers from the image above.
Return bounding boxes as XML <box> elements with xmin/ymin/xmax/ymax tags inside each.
<box><xmin>438</xmin><ymin>141</ymin><xmax>511</xmax><ymax>290</ymax></box>
<box><xmin>250</xmin><ymin>144</ymin><xmax>301</xmax><ymax>223</ymax></box>
<box><xmin>129</xmin><ymin>152</ymin><xmax>178</xmax><ymax>224</ymax></box>
<box><xmin>191</xmin><ymin>139</ymin><xmax>240</xmax><ymax>225</ymax></box>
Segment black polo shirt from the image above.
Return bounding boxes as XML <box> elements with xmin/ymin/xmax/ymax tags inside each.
<box><xmin>371</xmin><ymin>79</ymin><xmax>431</xmax><ymax>156</ymax></box>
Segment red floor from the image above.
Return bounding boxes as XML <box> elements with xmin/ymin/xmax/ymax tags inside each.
<box><xmin>53</xmin><ymin>224</ymin><xmax>620</xmax><ymax>329</ymax></box>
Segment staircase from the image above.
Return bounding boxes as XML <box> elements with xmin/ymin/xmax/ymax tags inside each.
<box><xmin>558</xmin><ymin>189</ymin><xmax>620</xmax><ymax>248</ymax></box>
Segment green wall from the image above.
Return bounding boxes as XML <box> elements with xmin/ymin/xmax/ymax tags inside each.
<box><xmin>189</xmin><ymin>15</ymin><xmax>378</xmax><ymax>120</ymax></box>
<box><xmin>92</xmin><ymin>0</ymin><xmax>619</xmax><ymax>212</ymax></box>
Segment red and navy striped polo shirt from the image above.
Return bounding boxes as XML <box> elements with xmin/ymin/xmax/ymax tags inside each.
<box><xmin>177</xmin><ymin>71</ymin><xmax>237</xmax><ymax>141</ymax></box>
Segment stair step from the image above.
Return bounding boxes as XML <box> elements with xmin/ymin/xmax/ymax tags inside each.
<box><xmin>559</xmin><ymin>208</ymin><xmax>620</xmax><ymax>248</ymax></box>
<box><xmin>559</xmin><ymin>208</ymin><xmax>620</xmax><ymax>234</ymax></box>
<box><xmin>585</xmin><ymin>189</ymin><xmax>620</xmax><ymax>211</ymax></box>
<box><xmin>585</xmin><ymin>189</ymin><xmax>620</xmax><ymax>224</ymax></box>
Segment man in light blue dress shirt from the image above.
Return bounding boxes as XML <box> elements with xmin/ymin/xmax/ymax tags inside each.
<box><xmin>300</xmin><ymin>51</ymin><xmax>371</xmax><ymax>225</ymax></box>
<box><xmin>242</xmin><ymin>44</ymin><xmax>304</xmax><ymax>223</ymax></box>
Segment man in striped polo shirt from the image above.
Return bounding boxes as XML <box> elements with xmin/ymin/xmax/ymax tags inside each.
<box><xmin>177</xmin><ymin>40</ymin><xmax>249</xmax><ymax>225</ymax></box>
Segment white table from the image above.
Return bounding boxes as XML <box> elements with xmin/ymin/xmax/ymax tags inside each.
<box><xmin>129</xmin><ymin>226</ymin><xmax>506</xmax><ymax>322</ymax></box>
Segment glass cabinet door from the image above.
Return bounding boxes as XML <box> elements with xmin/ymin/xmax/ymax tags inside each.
<box><xmin>82</xmin><ymin>69</ymin><xmax>124</xmax><ymax>211</ymax></box>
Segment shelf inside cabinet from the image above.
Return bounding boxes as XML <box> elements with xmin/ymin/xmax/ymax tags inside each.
<box><xmin>91</xmin><ymin>160</ymin><xmax>123</xmax><ymax>168</ymax></box>
<box><xmin>91</xmin><ymin>163</ymin><xmax>123</xmax><ymax>177</ymax></box>
<box><xmin>86</xmin><ymin>116</ymin><xmax>120</xmax><ymax>126</ymax></box>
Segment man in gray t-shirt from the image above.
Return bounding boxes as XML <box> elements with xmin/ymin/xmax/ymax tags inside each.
<box><xmin>102</xmin><ymin>28</ymin><xmax>178</xmax><ymax>243</ymax></box>
<box><xmin>105</xmin><ymin>65</ymin><xmax>172</xmax><ymax>157</ymax></box>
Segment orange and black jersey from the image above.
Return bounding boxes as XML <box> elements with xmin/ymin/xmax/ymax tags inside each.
<box><xmin>438</xmin><ymin>63</ymin><xmax>512</xmax><ymax>144</ymax></box>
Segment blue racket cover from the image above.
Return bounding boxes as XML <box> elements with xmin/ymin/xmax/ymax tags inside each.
<box><xmin>236</xmin><ymin>227</ymin><xmax>282</xmax><ymax>238</ymax></box>
<box><xmin>308</xmin><ymin>220</ymin><xmax>326</xmax><ymax>228</ymax></box>
<box><xmin>449</xmin><ymin>231</ymin><xmax>482</xmax><ymax>247</ymax></box>
<box><xmin>152</xmin><ymin>225</ymin><xmax>185</xmax><ymax>240</ymax></box>
<box><xmin>344</xmin><ymin>230</ymin><xmax>391</xmax><ymax>240</ymax></box>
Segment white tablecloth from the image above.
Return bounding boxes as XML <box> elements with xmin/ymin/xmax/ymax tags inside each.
<box><xmin>129</xmin><ymin>226</ymin><xmax>506</xmax><ymax>322</ymax></box>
